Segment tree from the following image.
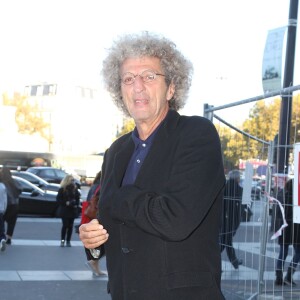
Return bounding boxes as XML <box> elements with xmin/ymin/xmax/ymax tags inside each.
<box><xmin>2</xmin><ymin>92</ymin><xmax>53</xmax><ymax>146</ymax></box>
<box><xmin>116</xmin><ymin>118</ymin><xmax>135</xmax><ymax>138</ymax></box>
<box><xmin>290</xmin><ymin>93</ymin><xmax>300</xmax><ymax>143</ymax></box>
<box><xmin>216</xmin><ymin>94</ymin><xmax>300</xmax><ymax>169</ymax></box>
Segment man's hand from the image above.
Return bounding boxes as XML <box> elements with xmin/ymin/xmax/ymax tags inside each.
<box><xmin>79</xmin><ymin>219</ymin><xmax>109</xmax><ymax>249</ymax></box>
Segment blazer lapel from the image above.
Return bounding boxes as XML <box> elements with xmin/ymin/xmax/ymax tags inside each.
<box><xmin>113</xmin><ymin>137</ymin><xmax>135</xmax><ymax>187</ymax></box>
<box><xmin>135</xmin><ymin>110</ymin><xmax>180</xmax><ymax>183</ymax></box>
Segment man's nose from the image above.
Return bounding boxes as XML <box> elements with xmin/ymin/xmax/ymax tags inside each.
<box><xmin>132</xmin><ymin>75</ymin><xmax>145</xmax><ymax>91</ymax></box>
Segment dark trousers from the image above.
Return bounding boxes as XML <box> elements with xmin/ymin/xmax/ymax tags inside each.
<box><xmin>61</xmin><ymin>217</ymin><xmax>75</xmax><ymax>242</ymax></box>
<box><xmin>220</xmin><ymin>232</ymin><xmax>238</xmax><ymax>263</ymax></box>
<box><xmin>3</xmin><ymin>204</ymin><xmax>18</xmax><ymax>237</ymax></box>
<box><xmin>276</xmin><ymin>244</ymin><xmax>300</xmax><ymax>270</ymax></box>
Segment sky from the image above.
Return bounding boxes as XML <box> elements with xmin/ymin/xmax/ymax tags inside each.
<box><xmin>0</xmin><ymin>0</ymin><xmax>299</xmax><ymax>123</ymax></box>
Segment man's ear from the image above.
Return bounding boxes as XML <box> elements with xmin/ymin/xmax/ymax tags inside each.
<box><xmin>166</xmin><ymin>82</ymin><xmax>175</xmax><ymax>101</ymax></box>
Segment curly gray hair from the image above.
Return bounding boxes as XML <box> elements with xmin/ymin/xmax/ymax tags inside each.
<box><xmin>101</xmin><ymin>31</ymin><xmax>193</xmax><ymax>116</ymax></box>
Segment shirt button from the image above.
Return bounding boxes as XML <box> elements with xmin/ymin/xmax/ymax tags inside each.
<box><xmin>142</xmin><ymin>143</ymin><xmax>146</xmax><ymax>147</ymax></box>
<box><xmin>136</xmin><ymin>159</ymin><xmax>140</xmax><ymax>163</ymax></box>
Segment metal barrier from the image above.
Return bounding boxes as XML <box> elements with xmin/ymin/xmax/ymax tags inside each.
<box><xmin>204</xmin><ymin>85</ymin><xmax>300</xmax><ymax>299</ymax></box>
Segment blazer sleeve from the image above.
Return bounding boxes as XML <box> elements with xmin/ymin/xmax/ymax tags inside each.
<box><xmin>109</xmin><ymin>116</ymin><xmax>225</xmax><ymax>241</ymax></box>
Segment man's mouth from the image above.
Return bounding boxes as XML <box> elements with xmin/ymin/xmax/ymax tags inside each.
<box><xmin>134</xmin><ymin>99</ymin><xmax>148</xmax><ymax>104</ymax></box>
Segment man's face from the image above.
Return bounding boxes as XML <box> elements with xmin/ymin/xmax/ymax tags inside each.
<box><xmin>120</xmin><ymin>57</ymin><xmax>174</xmax><ymax>126</ymax></box>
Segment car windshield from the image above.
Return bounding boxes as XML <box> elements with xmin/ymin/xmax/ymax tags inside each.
<box><xmin>12</xmin><ymin>176</ymin><xmax>45</xmax><ymax>194</ymax></box>
<box><xmin>12</xmin><ymin>171</ymin><xmax>49</xmax><ymax>185</ymax></box>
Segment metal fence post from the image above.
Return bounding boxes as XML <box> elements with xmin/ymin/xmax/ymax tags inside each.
<box><xmin>257</xmin><ymin>141</ymin><xmax>274</xmax><ymax>294</ymax></box>
<box><xmin>203</xmin><ymin>103</ymin><xmax>214</xmax><ymax>121</ymax></box>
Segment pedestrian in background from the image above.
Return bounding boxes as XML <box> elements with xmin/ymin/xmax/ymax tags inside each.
<box><xmin>86</xmin><ymin>170</ymin><xmax>102</xmax><ymax>201</ymax></box>
<box><xmin>0</xmin><ymin>172</ymin><xmax>8</xmax><ymax>251</ymax></box>
<box><xmin>80</xmin><ymin>31</ymin><xmax>225</xmax><ymax>300</ymax></box>
<box><xmin>56</xmin><ymin>174</ymin><xmax>80</xmax><ymax>247</ymax></box>
<box><xmin>1</xmin><ymin>167</ymin><xmax>22</xmax><ymax>245</ymax></box>
<box><xmin>274</xmin><ymin>179</ymin><xmax>300</xmax><ymax>286</ymax></box>
<box><xmin>81</xmin><ymin>171</ymin><xmax>106</xmax><ymax>277</ymax></box>
<box><xmin>220</xmin><ymin>169</ymin><xmax>243</xmax><ymax>269</ymax></box>
<box><xmin>83</xmin><ymin>185</ymin><xmax>106</xmax><ymax>277</ymax></box>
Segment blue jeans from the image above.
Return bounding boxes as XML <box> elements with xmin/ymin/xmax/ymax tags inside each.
<box><xmin>276</xmin><ymin>244</ymin><xmax>300</xmax><ymax>270</ymax></box>
<box><xmin>0</xmin><ymin>213</ymin><xmax>6</xmax><ymax>240</ymax></box>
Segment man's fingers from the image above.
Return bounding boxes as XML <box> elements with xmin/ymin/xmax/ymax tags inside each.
<box><xmin>79</xmin><ymin>219</ymin><xmax>109</xmax><ymax>249</ymax></box>
<box><xmin>84</xmin><ymin>234</ymin><xmax>109</xmax><ymax>249</ymax></box>
<box><xmin>79</xmin><ymin>220</ymin><xmax>103</xmax><ymax>233</ymax></box>
<box><xmin>90</xmin><ymin>218</ymin><xmax>100</xmax><ymax>224</ymax></box>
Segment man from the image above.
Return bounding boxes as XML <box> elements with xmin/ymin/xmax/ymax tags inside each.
<box><xmin>274</xmin><ymin>179</ymin><xmax>300</xmax><ymax>286</ymax></box>
<box><xmin>80</xmin><ymin>32</ymin><xmax>225</xmax><ymax>300</ymax></box>
<box><xmin>220</xmin><ymin>169</ymin><xmax>243</xmax><ymax>269</ymax></box>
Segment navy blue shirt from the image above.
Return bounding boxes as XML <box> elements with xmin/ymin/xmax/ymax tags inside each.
<box><xmin>122</xmin><ymin>122</ymin><xmax>162</xmax><ymax>186</ymax></box>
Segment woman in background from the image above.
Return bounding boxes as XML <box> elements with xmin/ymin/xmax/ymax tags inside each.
<box><xmin>56</xmin><ymin>174</ymin><xmax>80</xmax><ymax>247</ymax></box>
<box><xmin>86</xmin><ymin>170</ymin><xmax>102</xmax><ymax>201</ymax></box>
<box><xmin>81</xmin><ymin>171</ymin><xmax>106</xmax><ymax>277</ymax></box>
<box><xmin>84</xmin><ymin>185</ymin><xmax>106</xmax><ymax>277</ymax></box>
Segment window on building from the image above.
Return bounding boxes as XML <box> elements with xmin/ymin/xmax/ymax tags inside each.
<box><xmin>43</xmin><ymin>84</ymin><xmax>57</xmax><ymax>96</ymax></box>
<box><xmin>30</xmin><ymin>86</ymin><xmax>38</xmax><ymax>96</ymax></box>
<box><xmin>43</xmin><ymin>85</ymin><xmax>50</xmax><ymax>95</ymax></box>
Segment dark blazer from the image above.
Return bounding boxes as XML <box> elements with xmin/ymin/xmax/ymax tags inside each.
<box><xmin>99</xmin><ymin>110</ymin><xmax>225</xmax><ymax>300</ymax></box>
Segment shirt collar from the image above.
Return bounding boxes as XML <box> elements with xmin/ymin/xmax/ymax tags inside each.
<box><xmin>131</xmin><ymin>110</ymin><xmax>170</xmax><ymax>148</ymax></box>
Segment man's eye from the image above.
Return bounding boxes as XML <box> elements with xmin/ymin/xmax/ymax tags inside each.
<box><xmin>142</xmin><ymin>73</ymin><xmax>155</xmax><ymax>82</ymax></box>
<box><xmin>146</xmin><ymin>74</ymin><xmax>155</xmax><ymax>81</ymax></box>
<box><xmin>124</xmin><ymin>77</ymin><xmax>134</xmax><ymax>84</ymax></box>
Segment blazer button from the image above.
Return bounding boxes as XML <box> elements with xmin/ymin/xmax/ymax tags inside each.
<box><xmin>121</xmin><ymin>247</ymin><xmax>130</xmax><ymax>254</ymax></box>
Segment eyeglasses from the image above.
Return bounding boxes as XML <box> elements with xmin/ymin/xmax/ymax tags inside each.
<box><xmin>121</xmin><ymin>69</ymin><xmax>165</xmax><ymax>85</ymax></box>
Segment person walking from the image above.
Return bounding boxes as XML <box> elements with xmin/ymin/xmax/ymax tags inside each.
<box><xmin>83</xmin><ymin>184</ymin><xmax>106</xmax><ymax>277</ymax></box>
<box><xmin>81</xmin><ymin>171</ymin><xmax>105</xmax><ymax>277</ymax></box>
<box><xmin>1</xmin><ymin>167</ymin><xmax>22</xmax><ymax>245</ymax></box>
<box><xmin>220</xmin><ymin>169</ymin><xmax>243</xmax><ymax>269</ymax></box>
<box><xmin>0</xmin><ymin>172</ymin><xmax>8</xmax><ymax>251</ymax></box>
<box><xmin>80</xmin><ymin>31</ymin><xmax>225</xmax><ymax>300</ymax></box>
<box><xmin>56</xmin><ymin>174</ymin><xmax>80</xmax><ymax>247</ymax></box>
<box><xmin>274</xmin><ymin>179</ymin><xmax>300</xmax><ymax>286</ymax></box>
<box><xmin>86</xmin><ymin>171</ymin><xmax>102</xmax><ymax>202</ymax></box>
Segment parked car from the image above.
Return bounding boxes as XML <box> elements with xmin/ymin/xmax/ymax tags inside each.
<box><xmin>11</xmin><ymin>170</ymin><xmax>60</xmax><ymax>192</ymax></box>
<box><xmin>13</xmin><ymin>176</ymin><xmax>59</xmax><ymax>217</ymax></box>
<box><xmin>26</xmin><ymin>167</ymin><xmax>81</xmax><ymax>188</ymax></box>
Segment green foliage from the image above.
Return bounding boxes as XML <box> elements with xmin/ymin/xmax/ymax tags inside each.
<box><xmin>216</xmin><ymin>95</ymin><xmax>300</xmax><ymax>168</ymax></box>
<box><xmin>2</xmin><ymin>92</ymin><xmax>53</xmax><ymax>145</ymax></box>
<box><xmin>116</xmin><ymin>118</ymin><xmax>135</xmax><ymax>138</ymax></box>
